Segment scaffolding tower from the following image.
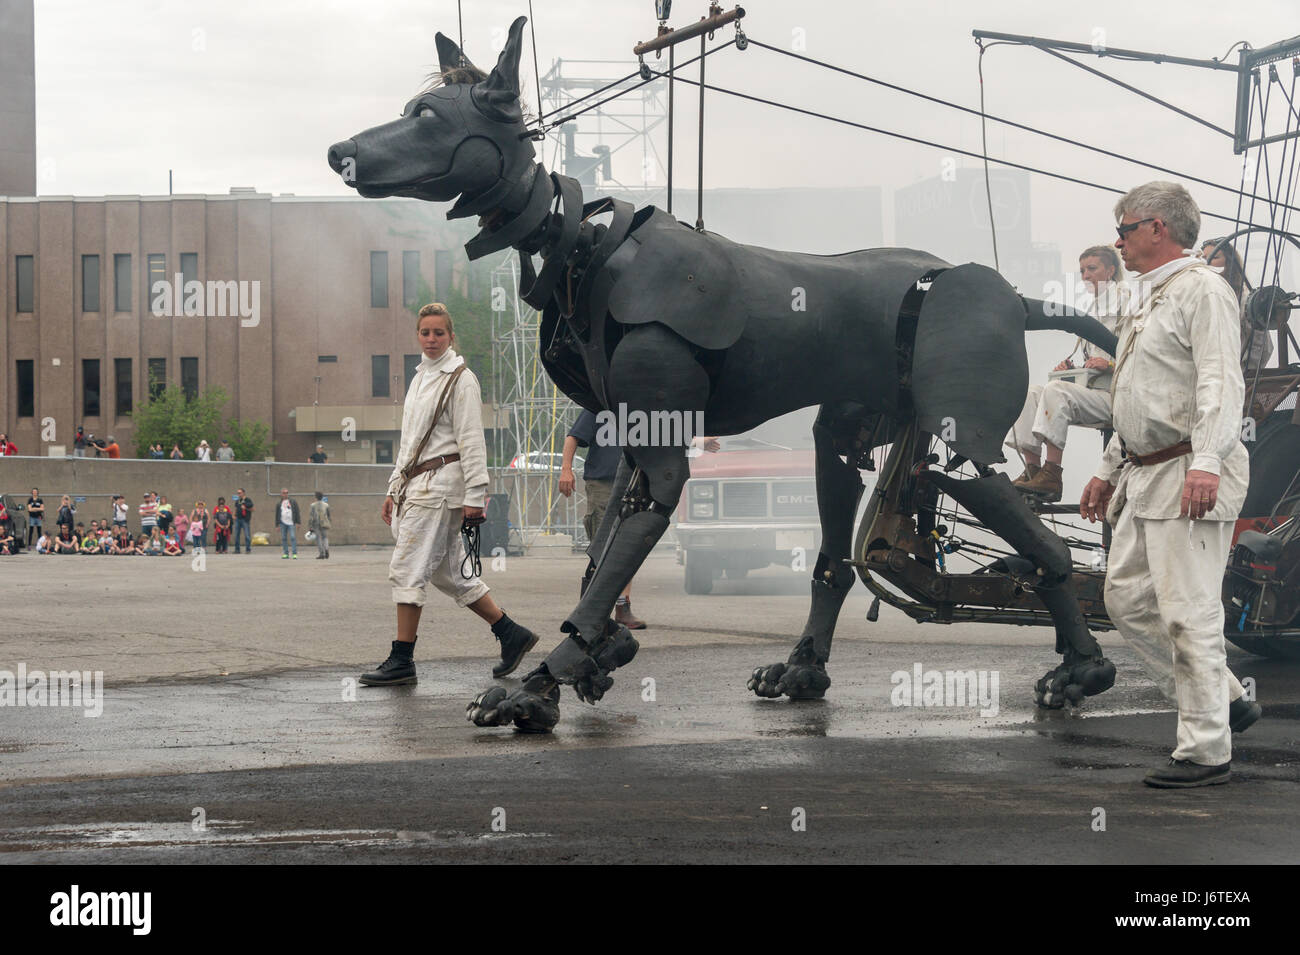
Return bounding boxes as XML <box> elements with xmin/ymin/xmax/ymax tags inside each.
<box><xmin>489</xmin><ymin>58</ymin><xmax>669</xmax><ymax>548</ymax></box>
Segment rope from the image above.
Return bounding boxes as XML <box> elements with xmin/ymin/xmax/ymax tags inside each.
<box><xmin>460</xmin><ymin>519</ymin><xmax>483</xmax><ymax>578</ymax></box>
<box><xmin>528</xmin><ymin>1</ymin><xmax>544</xmax><ymax>123</ymax></box>
<box><xmin>745</xmin><ymin>38</ymin><xmax>1300</xmax><ymax>216</ymax></box>
<box><xmin>977</xmin><ymin>40</ymin><xmax>1000</xmax><ymax>271</ymax></box>
<box><xmin>1038</xmin><ymin>46</ymin><xmax>1235</xmax><ymax>139</ymax></box>
<box><xmin>653</xmin><ymin>70</ymin><xmax>1259</xmax><ymax>228</ymax></box>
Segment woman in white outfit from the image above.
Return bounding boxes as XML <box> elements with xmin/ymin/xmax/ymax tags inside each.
<box><xmin>1007</xmin><ymin>245</ymin><xmax>1128</xmax><ymax>502</ymax></box>
<box><xmin>360</xmin><ymin>303</ymin><xmax>538</xmax><ymax>687</ymax></box>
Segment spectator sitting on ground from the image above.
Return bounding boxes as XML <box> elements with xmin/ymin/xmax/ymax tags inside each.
<box><xmin>79</xmin><ymin>528</ymin><xmax>100</xmax><ymax>554</ymax></box>
<box><xmin>163</xmin><ymin>530</ymin><xmax>182</xmax><ymax>556</ymax></box>
<box><xmin>54</xmin><ymin>526</ymin><xmax>78</xmax><ymax>554</ymax></box>
<box><xmin>133</xmin><ymin>533</ymin><xmax>150</xmax><ymax>556</ymax></box>
<box><xmin>170</xmin><ymin>443</ymin><xmax>184</xmax><ymax>460</ymax></box>
<box><xmin>35</xmin><ymin>531</ymin><xmax>51</xmax><ymax>554</ymax></box>
<box><xmin>147</xmin><ymin>529</ymin><xmax>164</xmax><ymax>555</ymax></box>
<box><xmin>0</xmin><ymin>525</ymin><xmax>14</xmax><ymax>555</ymax></box>
<box><xmin>111</xmin><ymin>528</ymin><xmax>133</xmax><ymax>555</ymax></box>
<box><xmin>216</xmin><ymin>439</ymin><xmax>236</xmax><ymax>462</ymax></box>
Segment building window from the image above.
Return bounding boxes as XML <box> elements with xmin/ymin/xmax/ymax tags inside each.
<box><xmin>372</xmin><ymin>354</ymin><xmax>391</xmax><ymax>398</ymax></box>
<box><xmin>370</xmin><ymin>251</ymin><xmax>388</xmax><ymax>307</ymax></box>
<box><xmin>317</xmin><ymin>355</ymin><xmax>338</xmax><ymax>363</ymax></box>
<box><xmin>147</xmin><ymin>254</ymin><xmax>166</xmax><ymax>310</ymax></box>
<box><xmin>403</xmin><ymin>251</ymin><xmax>420</xmax><ymax>307</ymax></box>
<box><xmin>114</xmin><ymin>254</ymin><xmax>132</xmax><ymax>312</ymax></box>
<box><xmin>83</xmin><ymin>359</ymin><xmax>101</xmax><ymax>417</ymax></box>
<box><xmin>82</xmin><ymin>255</ymin><xmax>100</xmax><ymax>312</ymax></box>
<box><xmin>181</xmin><ymin>357</ymin><xmax>199</xmax><ymax>401</ymax></box>
<box><xmin>147</xmin><ymin>358</ymin><xmax>166</xmax><ymax>400</ymax></box>
<box><xmin>16</xmin><ymin>255</ymin><xmax>34</xmax><ymax>312</ymax></box>
<box><xmin>404</xmin><ymin>354</ymin><xmax>420</xmax><ymax>392</ymax></box>
<box><xmin>435</xmin><ymin>249</ymin><xmax>453</xmax><ymax>298</ymax></box>
<box><xmin>375</xmin><ymin>439</ymin><xmax>394</xmax><ymax>465</ymax></box>
<box><xmin>180</xmin><ymin>252</ymin><xmax>198</xmax><ymax>289</ymax></box>
<box><xmin>115</xmin><ymin>358</ymin><xmax>133</xmax><ymax>417</ymax></box>
<box><xmin>16</xmin><ymin>360</ymin><xmax>35</xmax><ymax>418</ymax></box>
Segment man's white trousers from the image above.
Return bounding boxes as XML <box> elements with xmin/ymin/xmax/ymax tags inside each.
<box><xmin>1105</xmin><ymin>509</ymin><xmax>1241</xmax><ymax>766</ymax></box>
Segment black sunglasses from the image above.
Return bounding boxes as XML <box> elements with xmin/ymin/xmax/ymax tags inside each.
<box><xmin>1116</xmin><ymin>217</ymin><xmax>1156</xmax><ymax>239</ymax></box>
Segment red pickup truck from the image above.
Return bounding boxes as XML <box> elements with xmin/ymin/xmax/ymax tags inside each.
<box><xmin>674</xmin><ymin>410</ymin><xmax>821</xmax><ymax>594</ymax></box>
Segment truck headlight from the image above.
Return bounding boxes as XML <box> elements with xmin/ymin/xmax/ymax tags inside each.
<box><xmin>690</xmin><ymin>482</ymin><xmax>715</xmax><ymax>499</ymax></box>
<box><xmin>690</xmin><ymin>501</ymin><xmax>715</xmax><ymax>519</ymax></box>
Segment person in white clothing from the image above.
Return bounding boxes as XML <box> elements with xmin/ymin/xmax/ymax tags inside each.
<box><xmin>360</xmin><ymin>302</ymin><xmax>538</xmax><ymax>687</ymax></box>
<box><xmin>1080</xmin><ymin>181</ymin><xmax>1261</xmax><ymax>789</ymax></box>
<box><xmin>1008</xmin><ymin>246</ymin><xmax>1127</xmax><ymax>502</ymax></box>
<box><xmin>195</xmin><ymin>440</ymin><xmax>212</xmax><ymax>462</ymax></box>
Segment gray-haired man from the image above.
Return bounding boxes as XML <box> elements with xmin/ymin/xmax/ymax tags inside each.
<box><xmin>1080</xmin><ymin>181</ymin><xmax>1261</xmax><ymax>789</ymax></box>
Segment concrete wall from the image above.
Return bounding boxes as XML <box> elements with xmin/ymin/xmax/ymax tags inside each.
<box><xmin>4</xmin><ymin>456</ymin><xmax>392</xmax><ymax>545</ymax></box>
<box><xmin>2</xmin><ymin>457</ymin><xmax>591</xmax><ymax>546</ymax></box>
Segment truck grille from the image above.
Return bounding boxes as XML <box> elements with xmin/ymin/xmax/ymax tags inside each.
<box><xmin>721</xmin><ymin>482</ymin><xmax>767</xmax><ymax>518</ymax></box>
<box><xmin>712</xmin><ymin>479</ymin><xmax>818</xmax><ymax>520</ymax></box>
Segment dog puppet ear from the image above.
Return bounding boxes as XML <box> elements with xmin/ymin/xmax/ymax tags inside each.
<box><xmin>481</xmin><ymin>16</ymin><xmax>526</xmax><ymax>100</ymax></box>
<box><xmin>435</xmin><ymin>31</ymin><xmax>474</xmax><ymax>74</ymax></box>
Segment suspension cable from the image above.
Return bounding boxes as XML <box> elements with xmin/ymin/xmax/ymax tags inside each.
<box><xmin>746</xmin><ymin>37</ymin><xmax>1300</xmax><ymax>217</ymax></box>
<box><xmin>652</xmin><ymin>70</ymin><xmax>1265</xmax><ymax>229</ymax></box>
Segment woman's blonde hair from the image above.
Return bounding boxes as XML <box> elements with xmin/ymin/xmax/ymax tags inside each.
<box><xmin>416</xmin><ymin>302</ymin><xmax>456</xmax><ymax>345</ymax></box>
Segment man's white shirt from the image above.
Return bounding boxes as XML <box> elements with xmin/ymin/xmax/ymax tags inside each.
<box><xmin>1095</xmin><ymin>256</ymin><xmax>1250</xmax><ymax>521</ymax></box>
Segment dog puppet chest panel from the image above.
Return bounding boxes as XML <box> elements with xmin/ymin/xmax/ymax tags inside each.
<box><xmin>606</xmin><ymin>219</ymin><xmax>748</xmax><ymax>351</ymax></box>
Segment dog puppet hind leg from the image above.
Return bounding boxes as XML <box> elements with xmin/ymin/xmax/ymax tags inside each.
<box><xmin>468</xmin><ymin>325</ymin><xmax>708</xmax><ymax>730</ymax></box>
<box><xmin>922</xmin><ymin>469</ymin><xmax>1115</xmax><ymax>708</ymax></box>
<box><xmin>750</xmin><ymin>404</ymin><xmax>865</xmax><ymax>701</ymax></box>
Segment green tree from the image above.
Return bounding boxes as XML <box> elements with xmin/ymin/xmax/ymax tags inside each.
<box><xmin>225</xmin><ymin>418</ymin><xmax>274</xmax><ymax>461</ymax></box>
<box><xmin>129</xmin><ymin>383</ymin><xmax>274</xmax><ymax>460</ymax></box>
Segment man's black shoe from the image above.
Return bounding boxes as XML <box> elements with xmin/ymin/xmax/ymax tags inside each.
<box><xmin>1143</xmin><ymin>758</ymin><xmax>1230</xmax><ymax>789</ymax></box>
<box><xmin>1230</xmin><ymin>696</ymin><xmax>1262</xmax><ymax>733</ymax></box>
<box><xmin>493</xmin><ymin>619</ymin><xmax>539</xmax><ymax>678</ymax></box>
<box><xmin>359</xmin><ymin>642</ymin><xmax>417</xmax><ymax>686</ymax></box>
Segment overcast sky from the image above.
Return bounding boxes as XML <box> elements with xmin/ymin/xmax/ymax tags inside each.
<box><xmin>28</xmin><ymin>0</ymin><xmax>1299</xmax><ymax>490</ymax></box>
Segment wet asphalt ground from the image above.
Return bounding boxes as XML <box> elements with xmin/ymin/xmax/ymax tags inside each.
<box><xmin>3</xmin><ymin>549</ymin><xmax>1299</xmax><ymax>863</ymax></box>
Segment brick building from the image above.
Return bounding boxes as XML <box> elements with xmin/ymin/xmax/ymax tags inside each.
<box><xmin>1</xmin><ymin>190</ymin><xmax>477</xmax><ymax>463</ymax></box>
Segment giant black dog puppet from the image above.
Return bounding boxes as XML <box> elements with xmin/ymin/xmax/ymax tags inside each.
<box><xmin>329</xmin><ymin>17</ymin><xmax>1120</xmax><ymax>731</ymax></box>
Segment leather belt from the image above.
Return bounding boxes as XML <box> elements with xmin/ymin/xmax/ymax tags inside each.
<box><xmin>403</xmin><ymin>453</ymin><xmax>460</xmax><ymax>481</ymax></box>
<box><xmin>1123</xmin><ymin>439</ymin><xmax>1192</xmax><ymax>467</ymax></box>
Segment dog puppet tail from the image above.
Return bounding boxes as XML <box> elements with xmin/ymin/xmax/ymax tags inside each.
<box><xmin>1021</xmin><ymin>297</ymin><xmax>1118</xmax><ymax>358</ymax></box>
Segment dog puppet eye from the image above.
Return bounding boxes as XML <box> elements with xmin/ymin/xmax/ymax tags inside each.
<box><xmin>418</xmin><ymin>106</ymin><xmax>434</xmax><ymax>118</ymax></box>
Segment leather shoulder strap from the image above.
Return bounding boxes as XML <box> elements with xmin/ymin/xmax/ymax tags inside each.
<box><xmin>404</xmin><ymin>364</ymin><xmax>469</xmax><ymax>478</ymax></box>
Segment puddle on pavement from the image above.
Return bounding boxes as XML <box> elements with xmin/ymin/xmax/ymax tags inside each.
<box><xmin>0</xmin><ymin>821</ymin><xmax>548</xmax><ymax>852</ymax></box>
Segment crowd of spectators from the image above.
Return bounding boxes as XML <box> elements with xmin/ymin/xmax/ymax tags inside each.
<box><xmin>7</xmin><ymin>486</ymin><xmax>280</xmax><ymax>558</ymax></box>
